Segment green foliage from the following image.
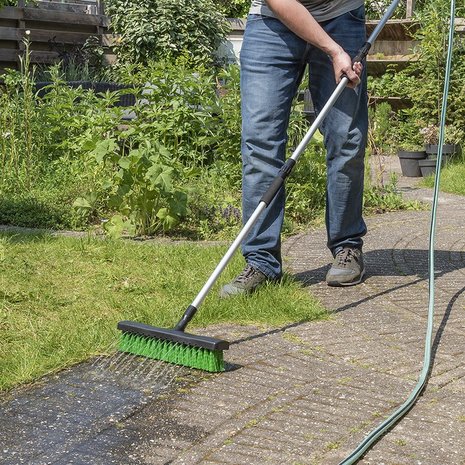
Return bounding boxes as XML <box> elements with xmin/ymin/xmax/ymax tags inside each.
<box><xmin>392</xmin><ymin>109</ymin><xmax>425</xmax><ymax>150</ymax></box>
<box><xmin>364</xmin><ymin>0</ymin><xmax>463</xmax><ymax>19</ymax></box>
<box><xmin>285</xmin><ymin>140</ymin><xmax>327</xmax><ymax>228</ymax></box>
<box><xmin>367</xmin><ymin>67</ymin><xmax>417</xmax><ymax>98</ymax></box>
<box><xmin>116</xmin><ymin>59</ymin><xmax>220</xmax><ymax>167</ymax></box>
<box><xmin>105</xmin><ymin>0</ymin><xmax>229</xmax><ymax>65</ymax></box>
<box><xmin>72</xmin><ymin>59</ymin><xmax>223</xmax><ymax>236</ymax></box>
<box><xmin>215</xmin><ymin>65</ymin><xmax>242</xmax><ymax>171</ymax></box>
<box><xmin>368</xmin><ymin>102</ymin><xmax>398</xmax><ymax>156</ymax></box>
<box><xmin>364</xmin><ymin>0</ymin><xmax>405</xmax><ymax>19</ymax></box>
<box><xmin>213</xmin><ymin>0</ymin><xmax>249</xmax><ymax>17</ymax></box>
<box><xmin>0</xmin><ymin>37</ymin><xmax>39</xmax><ymax>191</ymax></box>
<box><xmin>422</xmin><ymin>160</ymin><xmax>465</xmax><ymax>194</ymax></box>
<box><xmin>367</xmin><ymin>0</ymin><xmax>465</xmax><ymax>149</ymax></box>
<box><xmin>79</xmin><ymin>136</ymin><xmax>188</xmax><ymax>236</ymax></box>
<box><xmin>0</xmin><ymin>44</ymin><xmax>126</xmax><ymax>230</ymax></box>
<box><xmin>35</xmin><ymin>36</ymin><xmax>111</xmax><ymax>83</ymax></box>
<box><xmin>364</xmin><ymin>175</ymin><xmax>422</xmax><ymax>214</ymax></box>
<box><xmin>185</xmin><ymin>170</ymin><xmax>241</xmax><ymax>240</ymax></box>
<box><xmin>0</xmin><ymin>0</ymin><xmax>17</xmax><ymax>7</ymax></box>
<box><xmin>0</xmin><ymin>40</ymin><xmax>426</xmax><ymax>239</ymax></box>
<box><xmin>408</xmin><ymin>1</ymin><xmax>465</xmax><ymax>130</ymax></box>
<box><xmin>39</xmin><ymin>65</ymin><xmax>125</xmax><ymax>161</ymax></box>
<box><xmin>0</xmin><ymin>194</ymin><xmax>73</xmax><ymax>230</ymax></box>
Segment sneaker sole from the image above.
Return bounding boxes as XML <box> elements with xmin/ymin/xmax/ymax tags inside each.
<box><xmin>326</xmin><ymin>269</ymin><xmax>366</xmax><ymax>287</ymax></box>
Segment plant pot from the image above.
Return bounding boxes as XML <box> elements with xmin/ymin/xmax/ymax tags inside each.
<box><xmin>426</xmin><ymin>152</ymin><xmax>454</xmax><ymax>165</ymax></box>
<box><xmin>397</xmin><ymin>150</ymin><xmax>427</xmax><ymax>177</ymax></box>
<box><xmin>418</xmin><ymin>158</ymin><xmax>440</xmax><ymax>177</ymax></box>
<box><xmin>425</xmin><ymin>143</ymin><xmax>461</xmax><ymax>156</ymax></box>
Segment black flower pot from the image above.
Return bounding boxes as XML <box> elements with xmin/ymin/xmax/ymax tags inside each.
<box><xmin>419</xmin><ymin>158</ymin><xmax>440</xmax><ymax>177</ymax></box>
<box><xmin>426</xmin><ymin>152</ymin><xmax>454</xmax><ymax>164</ymax></box>
<box><xmin>397</xmin><ymin>150</ymin><xmax>427</xmax><ymax>177</ymax></box>
<box><xmin>425</xmin><ymin>143</ymin><xmax>461</xmax><ymax>157</ymax></box>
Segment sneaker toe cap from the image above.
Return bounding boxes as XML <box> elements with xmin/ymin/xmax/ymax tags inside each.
<box><xmin>219</xmin><ymin>283</ymin><xmax>245</xmax><ymax>298</ymax></box>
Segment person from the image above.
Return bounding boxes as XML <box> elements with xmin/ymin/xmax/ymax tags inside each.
<box><xmin>220</xmin><ymin>0</ymin><xmax>368</xmax><ymax>297</ymax></box>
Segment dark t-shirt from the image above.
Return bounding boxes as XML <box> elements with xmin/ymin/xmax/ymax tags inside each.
<box><xmin>249</xmin><ymin>0</ymin><xmax>365</xmax><ymax>22</ymax></box>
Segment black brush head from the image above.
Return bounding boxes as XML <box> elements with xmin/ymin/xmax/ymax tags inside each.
<box><xmin>117</xmin><ymin>320</ymin><xmax>229</xmax><ymax>351</ymax></box>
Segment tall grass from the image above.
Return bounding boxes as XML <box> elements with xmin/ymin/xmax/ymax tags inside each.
<box><xmin>421</xmin><ymin>161</ymin><xmax>465</xmax><ymax>195</ymax></box>
<box><xmin>0</xmin><ymin>36</ymin><xmax>42</xmax><ymax>191</ymax></box>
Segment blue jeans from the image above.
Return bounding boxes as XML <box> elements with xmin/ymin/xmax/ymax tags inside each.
<box><xmin>240</xmin><ymin>7</ymin><xmax>368</xmax><ymax>279</ymax></box>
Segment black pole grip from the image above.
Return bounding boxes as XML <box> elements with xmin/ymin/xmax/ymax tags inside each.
<box><xmin>260</xmin><ymin>159</ymin><xmax>296</xmax><ymax>206</ymax></box>
<box><xmin>174</xmin><ymin>304</ymin><xmax>198</xmax><ymax>331</ymax></box>
<box><xmin>261</xmin><ymin>177</ymin><xmax>284</xmax><ymax>206</ymax></box>
<box><xmin>341</xmin><ymin>42</ymin><xmax>372</xmax><ymax>83</ymax></box>
<box><xmin>353</xmin><ymin>42</ymin><xmax>372</xmax><ymax>64</ymax></box>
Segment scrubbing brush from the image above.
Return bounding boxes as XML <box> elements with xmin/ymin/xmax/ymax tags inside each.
<box><xmin>118</xmin><ymin>304</ymin><xmax>229</xmax><ymax>372</ymax></box>
<box><xmin>117</xmin><ymin>13</ymin><xmax>393</xmax><ymax>371</ymax></box>
<box><xmin>118</xmin><ymin>316</ymin><xmax>228</xmax><ymax>372</ymax></box>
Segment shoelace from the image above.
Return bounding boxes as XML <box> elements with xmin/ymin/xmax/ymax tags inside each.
<box><xmin>337</xmin><ymin>248</ymin><xmax>356</xmax><ymax>266</ymax></box>
<box><xmin>234</xmin><ymin>265</ymin><xmax>256</xmax><ymax>283</ymax></box>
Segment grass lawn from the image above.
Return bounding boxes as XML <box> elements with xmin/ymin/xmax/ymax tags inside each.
<box><xmin>421</xmin><ymin>161</ymin><xmax>465</xmax><ymax>195</ymax></box>
<box><xmin>0</xmin><ymin>232</ymin><xmax>327</xmax><ymax>391</ymax></box>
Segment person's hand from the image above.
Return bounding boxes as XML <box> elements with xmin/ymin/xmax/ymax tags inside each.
<box><xmin>330</xmin><ymin>48</ymin><xmax>362</xmax><ymax>88</ymax></box>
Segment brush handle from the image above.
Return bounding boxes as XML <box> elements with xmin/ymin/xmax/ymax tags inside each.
<box><xmin>174</xmin><ymin>305</ymin><xmax>197</xmax><ymax>331</ymax></box>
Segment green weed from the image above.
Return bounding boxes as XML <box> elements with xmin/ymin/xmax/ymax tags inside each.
<box><xmin>421</xmin><ymin>161</ymin><xmax>465</xmax><ymax>196</ymax></box>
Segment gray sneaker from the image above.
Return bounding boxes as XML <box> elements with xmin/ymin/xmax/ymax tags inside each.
<box><xmin>220</xmin><ymin>264</ymin><xmax>268</xmax><ymax>298</ymax></box>
<box><xmin>326</xmin><ymin>247</ymin><xmax>365</xmax><ymax>287</ymax></box>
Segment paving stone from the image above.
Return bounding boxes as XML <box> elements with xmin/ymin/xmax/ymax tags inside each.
<box><xmin>1</xmin><ymin>160</ymin><xmax>464</xmax><ymax>464</ymax></box>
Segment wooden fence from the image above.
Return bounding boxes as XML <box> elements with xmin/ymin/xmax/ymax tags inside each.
<box><xmin>222</xmin><ymin>18</ymin><xmax>420</xmax><ymax>77</ymax></box>
<box><xmin>1</xmin><ymin>2</ymin><xmax>464</xmax><ymax>79</ymax></box>
<box><xmin>223</xmin><ymin>17</ymin><xmax>465</xmax><ymax>77</ymax></box>
<box><xmin>0</xmin><ymin>0</ymin><xmax>108</xmax><ymax>74</ymax></box>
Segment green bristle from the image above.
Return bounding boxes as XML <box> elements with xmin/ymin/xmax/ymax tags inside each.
<box><xmin>119</xmin><ymin>332</ymin><xmax>224</xmax><ymax>372</ymax></box>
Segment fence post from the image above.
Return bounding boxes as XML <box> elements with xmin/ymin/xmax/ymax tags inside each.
<box><xmin>406</xmin><ymin>0</ymin><xmax>415</xmax><ymax>18</ymax></box>
<box><xmin>96</xmin><ymin>0</ymin><xmax>105</xmax><ymax>45</ymax></box>
<box><xmin>16</xmin><ymin>1</ymin><xmax>26</xmax><ymax>68</ymax></box>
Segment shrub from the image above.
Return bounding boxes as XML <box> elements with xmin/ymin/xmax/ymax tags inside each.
<box><xmin>213</xmin><ymin>0</ymin><xmax>249</xmax><ymax>18</ymax></box>
<box><xmin>105</xmin><ymin>0</ymin><xmax>229</xmax><ymax>65</ymax></box>
<box><xmin>77</xmin><ymin>136</ymin><xmax>188</xmax><ymax>237</ymax></box>
<box><xmin>0</xmin><ymin>0</ymin><xmax>17</xmax><ymax>7</ymax></box>
<box><xmin>367</xmin><ymin>0</ymin><xmax>465</xmax><ymax>149</ymax></box>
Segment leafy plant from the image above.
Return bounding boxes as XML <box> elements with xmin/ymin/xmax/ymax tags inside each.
<box><xmin>367</xmin><ymin>0</ymin><xmax>465</xmax><ymax>152</ymax></box>
<box><xmin>0</xmin><ymin>0</ymin><xmax>17</xmax><ymax>7</ymax></box>
<box><xmin>35</xmin><ymin>35</ymin><xmax>111</xmax><ymax>82</ymax></box>
<box><xmin>105</xmin><ymin>0</ymin><xmax>229</xmax><ymax>65</ymax></box>
<box><xmin>213</xmin><ymin>0</ymin><xmax>249</xmax><ymax>17</ymax></box>
<box><xmin>368</xmin><ymin>102</ymin><xmax>396</xmax><ymax>156</ymax></box>
<box><xmin>185</xmin><ymin>171</ymin><xmax>242</xmax><ymax>240</ymax></box>
<box><xmin>0</xmin><ymin>40</ymin><xmax>126</xmax><ymax>230</ymax></box>
<box><xmin>364</xmin><ymin>0</ymin><xmax>406</xmax><ymax>19</ymax></box>
<box><xmin>420</xmin><ymin>124</ymin><xmax>464</xmax><ymax>145</ymax></box>
<box><xmin>421</xmin><ymin>161</ymin><xmax>465</xmax><ymax>194</ymax></box>
<box><xmin>213</xmin><ymin>65</ymin><xmax>242</xmax><ymax>185</ymax></box>
<box><xmin>364</xmin><ymin>174</ymin><xmax>422</xmax><ymax>214</ymax></box>
<box><xmin>76</xmin><ymin>131</ymin><xmax>188</xmax><ymax>237</ymax></box>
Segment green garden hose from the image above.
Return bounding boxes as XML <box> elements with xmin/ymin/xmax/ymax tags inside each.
<box><xmin>338</xmin><ymin>2</ymin><xmax>457</xmax><ymax>463</ymax></box>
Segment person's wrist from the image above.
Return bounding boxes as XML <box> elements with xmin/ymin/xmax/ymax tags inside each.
<box><xmin>327</xmin><ymin>44</ymin><xmax>344</xmax><ymax>60</ymax></box>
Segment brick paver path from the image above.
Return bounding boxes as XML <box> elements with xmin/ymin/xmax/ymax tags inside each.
<box><xmin>1</xmin><ymin>162</ymin><xmax>464</xmax><ymax>465</ymax></box>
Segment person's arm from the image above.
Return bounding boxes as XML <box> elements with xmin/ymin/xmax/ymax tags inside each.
<box><xmin>266</xmin><ymin>0</ymin><xmax>362</xmax><ymax>87</ymax></box>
